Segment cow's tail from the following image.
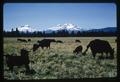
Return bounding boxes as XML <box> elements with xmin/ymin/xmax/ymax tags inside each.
<box><xmin>83</xmin><ymin>43</ymin><xmax>90</xmax><ymax>55</ymax></box>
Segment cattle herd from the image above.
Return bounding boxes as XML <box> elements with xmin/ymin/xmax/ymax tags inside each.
<box><xmin>4</xmin><ymin>38</ymin><xmax>115</xmax><ymax>74</ymax></box>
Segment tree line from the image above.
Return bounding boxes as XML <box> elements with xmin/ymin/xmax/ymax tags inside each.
<box><xmin>3</xmin><ymin>28</ymin><xmax>116</xmax><ymax>37</ymax></box>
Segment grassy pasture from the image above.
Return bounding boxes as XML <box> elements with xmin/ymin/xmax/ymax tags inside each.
<box><xmin>3</xmin><ymin>37</ymin><xmax>117</xmax><ymax>79</ymax></box>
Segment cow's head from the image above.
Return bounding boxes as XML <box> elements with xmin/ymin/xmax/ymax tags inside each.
<box><xmin>21</xmin><ymin>48</ymin><xmax>30</xmax><ymax>57</ymax></box>
<box><xmin>73</xmin><ymin>50</ymin><xmax>76</xmax><ymax>54</ymax></box>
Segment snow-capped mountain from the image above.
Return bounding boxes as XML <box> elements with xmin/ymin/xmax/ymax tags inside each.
<box><xmin>16</xmin><ymin>24</ymin><xmax>116</xmax><ymax>33</ymax></box>
<box><xmin>45</xmin><ymin>23</ymin><xmax>82</xmax><ymax>33</ymax></box>
<box><xmin>18</xmin><ymin>25</ymin><xmax>36</xmax><ymax>32</ymax></box>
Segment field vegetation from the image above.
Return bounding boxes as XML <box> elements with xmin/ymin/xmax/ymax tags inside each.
<box><xmin>3</xmin><ymin>37</ymin><xmax>117</xmax><ymax>79</ymax></box>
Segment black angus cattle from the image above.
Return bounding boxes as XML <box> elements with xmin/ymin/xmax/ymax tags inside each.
<box><xmin>73</xmin><ymin>45</ymin><xmax>83</xmax><ymax>55</ymax></box>
<box><xmin>56</xmin><ymin>40</ymin><xmax>63</xmax><ymax>43</ymax></box>
<box><xmin>75</xmin><ymin>40</ymin><xmax>81</xmax><ymax>43</ymax></box>
<box><xmin>83</xmin><ymin>39</ymin><xmax>114</xmax><ymax>59</ymax></box>
<box><xmin>17</xmin><ymin>39</ymin><xmax>27</xmax><ymax>42</ymax></box>
<box><xmin>28</xmin><ymin>39</ymin><xmax>31</xmax><ymax>42</ymax></box>
<box><xmin>37</xmin><ymin>40</ymin><xmax>41</xmax><ymax>43</ymax></box>
<box><xmin>4</xmin><ymin>48</ymin><xmax>31</xmax><ymax>73</ymax></box>
<box><xmin>37</xmin><ymin>39</ymin><xmax>56</xmax><ymax>49</ymax></box>
<box><xmin>33</xmin><ymin>43</ymin><xmax>40</xmax><ymax>52</ymax></box>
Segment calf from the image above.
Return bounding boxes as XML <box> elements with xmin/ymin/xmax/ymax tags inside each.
<box><xmin>17</xmin><ymin>39</ymin><xmax>27</xmax><ymax>42</ymax></box>
<box><xmin>4</xmin><ymin>48</ymin><xmax>30</xmax><ymax>72</ymax></box>
<box><xmin>75</xmin><ymin>40</ymin><xmax>81</xmax><ymax>43</ymax></box>
<box><xmin>28</xmin><ymin>39</ymin><xmax>31</xmax><ymax>42</ymax></box>
<box><xmin>73</xmin><ymin>45</ymin><xmax>83</xmax><ymax>55</ymax></box>
<box><xmin>56</xmin><ymin>40</ymin><xmax>63</xmax><ymax>43</ymax></box>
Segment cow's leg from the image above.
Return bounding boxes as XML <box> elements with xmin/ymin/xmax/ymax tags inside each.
<box><xmin>48</xmin><ymin>46</ymin><xmax>50</xmax><ymax>49</ymax></box>
<box><xmin>105</xmin><ymin>52</ymin><xmax>109</xmax><ymax>59</ymax></box>
<box><xmin>41</xmin><ymin>47</ymin><xmax>44</xmax><ymax>49</ymax></box>
<box><xmin>101</xmin><ymin>52</ymin><xmax>104</xmax><ymax>58</ymax></box>
<box><xmin>25</xmin><ymin>64</ymin><xmax>30</xmax><ymax>73</ymax></box>
<box><xmin>93</xmin><ymin>53</ymin><xmax>96</xmax><ymax>58</ymax></box>
<box><xmin>109</xmin><ymin>53</ymin><xmax>114</xmax><ymax>59</ymax></box>
<box><xmin>9</xmin><ymin>66</ymin><xmax>14</xmax><ymax>72</ymax></box>
<box><xmin>98</xmin><ymin>52</ymin><xmax>104</xmax><ymax>59</ymax></box>
<box><xmin>76</xmin><ymin>52</ymin><xmax>78</xmax><ymax>55</ymax></box>
<box><xmin>92</xmin><ymin>51</ymin><xmax>96</xmax><ymax>58</ymax></box>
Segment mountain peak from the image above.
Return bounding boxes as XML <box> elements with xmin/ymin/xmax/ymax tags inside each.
<box><xmin>18</xmin><ymin>25</ymin><xmax>36</xmax><ymax>32</ymax></box>
<box><xmin>47</xmin><ymin>23</ymin><xmax>81</xmax><ymax>31</ymax></box>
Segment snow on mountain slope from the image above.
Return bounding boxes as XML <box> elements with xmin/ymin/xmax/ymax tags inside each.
<box><xmin>18</xmin><ymin>25</ymin><xmax>36</xmax><ymax>32</ymax></box>
<box><xmin>16</xmin><ymin>24</ymin><xmax>116</xmax><ymax>33</ymax></box>
<box><xmin>47</xmin><ymin>23</ymin><xmax>81</xmax><ymax>32</ymax></box>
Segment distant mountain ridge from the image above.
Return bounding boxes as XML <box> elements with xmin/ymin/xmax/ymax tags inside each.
<box><xmin>4</xmin><ymin>24</ymin><xmax>116</xmax><ymax>37</ymax></box>
<box><xmin>45</xmin><ymin>23</ymin><xmax>82</xmax><ymax>33</ymax></box>
<box><xmin>16</xmin><ymin>24</ymin><xmax>116</xmax><ymax>33</ymax></box>
<box><xmin>86</xmin><ymin>27</ymin><xmax>116</xmax><ymax>33</ymax></box>
<box><xmin>45</xmin><ymin>23</ymin><xmax>116</xmax><ymax>33</ymax></box>
<box><xmin>47</xmin><ymin>23</ymin><xmax>81</xmax><ymax>31</ymax></box>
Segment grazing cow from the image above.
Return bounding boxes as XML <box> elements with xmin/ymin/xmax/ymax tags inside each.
<box><xmin>4</xmin><ymin>48</ymin><xmax>31</xmax><ymax>72</ymax></box>
<box><xmin>33</xmin><ymin>43</ymin><xmax>40</xmax><ymax>52</ymax></box>
<box><xmin>17</xmin><ymin>39</ymin><xmax>27</xmax><ymax>42</ymax></box>
<box><xmin>37</xmin><ymin>40</ymin><xmax>41</xmax><ymax>43</ymax></box>
<box><xmin>56</xmin><ymin>40</ymin><xmax>63</xmax><ymax>43</ymax></box>
<box><xmin>37</xmin><ymin>39</ymin><xmax>56</xmax><ymax>49</ymax></box>
<box><xmin>75</xmin><ymin>40</ymin><xmax>81</xmax><ymax>43</ymax></box>
<box><xmin>73</xmin><ymin>45</ymin><xmax>83</xmax><ymax>55</ymax></box>
<box><xmin>83</xmin><ymin>39</ymin><xmax>114</xmax><ymax>59</ymax></box>
<box><xmin>28</xmin><ymin>39</ymin><xmax>31</xmax><ymax>42</ymax></box>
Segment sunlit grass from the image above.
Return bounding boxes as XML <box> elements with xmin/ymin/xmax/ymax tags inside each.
<box><xmin>3</xmin><ymin>37</ymin><xmax>117</xmax><ymax>79</ymax></box>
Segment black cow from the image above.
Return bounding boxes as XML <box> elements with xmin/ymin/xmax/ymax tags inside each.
<box><xmin>56</xmin><ymin>40</ymin><xmax>63</xmax><ymax>43</ymax></box>
<box><xmin>37</xmin><ymin>40</ymin><xmax>41</xmax><ymax>43</ymax></box>
<box><xmin>37</xmin><ymin>39</ymin><xmax>56</xmax><ymax>49</ymax></box>
<box><xmin>73</xmin><ymin>45</ymin><xmax>83</xmax><ymax>55</ymax></box>
<box><xmin>17</xmin><ymin>39</ymin><xmax>27</xmax><ymax>42</ymax></box>
<box><xmin>33</xmin><ymin>43</ymin><xmax>40</xmax><ymax>52</ymax></box>
<box><xmin>4</xmin><ymin>48</ymin><xmax>31</xmax><ymax>73</ymax></box>
<box><xmin>28</xmin><ymin>39</ymin><xmax>31</xmax><ymax>42</ymax></box>
<box><xmin>83</xmin><ymin>39</ymin><xmax>114</xmax><ymax>59</ymax></box>
<box><xmin>75</xmin><ymin>40</ymin><xmax>81</xmax><ymax>43</ymax></box>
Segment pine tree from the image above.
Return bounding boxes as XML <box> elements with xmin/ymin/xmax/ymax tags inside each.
<box><xmin>15</xmin><ymin>28</ymin><xmax>20</xmax><ymax>37</ymax></box>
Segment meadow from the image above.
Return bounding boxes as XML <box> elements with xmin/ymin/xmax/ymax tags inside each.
<box><xmin>3</xmin><ymin>37</ymin><xmax>117</xmax><ymax>79</ymax></box>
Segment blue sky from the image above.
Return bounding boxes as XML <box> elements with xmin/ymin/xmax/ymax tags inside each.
<box><xmin>4</xmin><ymin>3</ymin><xmax>116</xmax><ymax>31</ymax></box>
